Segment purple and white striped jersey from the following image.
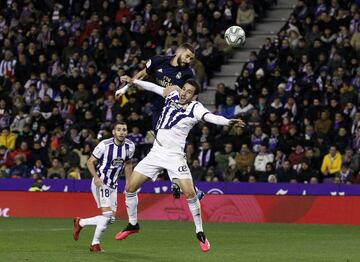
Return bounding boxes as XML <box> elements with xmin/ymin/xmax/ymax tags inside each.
<box><xmin>92</xmin><ymin>138</ymin><xmax>135</xmax><ymax>188</ymax></box>
<box><xmin>0</xmin><ymin>59</ymin><xmax>16</xmax><ymax>77</ymax></box>
<box><xmin>154</xmin><ymin>91</ymin><xmax>209</xmax><ymax>153</ymax></box>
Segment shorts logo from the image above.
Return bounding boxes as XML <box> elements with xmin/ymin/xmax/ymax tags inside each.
<box><xmin>178</xmin><ymin>165</ymin><xmax>188</xmax><ymax>172</ymax></box>
<box><xmin>176</xmin><ymin>72</ymin><xmax>182</xmax><ymax>79</ymax></box>
<box><xmin>111</xmin><ymin>158</ymin><xmax>124</xmax><ymax>167</ymax></box>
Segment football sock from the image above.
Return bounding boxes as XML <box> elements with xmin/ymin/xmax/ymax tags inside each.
<box><xmin>125</xmin><ymin>191</ymin><xmax>138</xmax><ymax>226</ymax></box>
<box><xmin>79</xmin><ymin>216</ymin><xmax>102</xmax><ymax>227</ymax></box>
<box><xmin>187</xmin><ymin>197</ymin><xmax>203</xmax><ymax>233</ymax></box>
<box><xmin>91</xmin><ymin>211</ymin><xmax>112</xmax><ymax>245</ymax></box>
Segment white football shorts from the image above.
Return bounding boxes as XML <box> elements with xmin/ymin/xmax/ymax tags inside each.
<box><xmin>134</xmin><ymin>148</ymin><xmax>192</xmax><ymax>181</ymax></box>
<box><xmin>91</xmin><ymin>178</ymin><xmax>117</xmax><ymax>212</ymax></box>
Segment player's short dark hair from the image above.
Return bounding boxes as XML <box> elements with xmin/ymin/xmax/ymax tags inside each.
<box><xmin>113</xmin><ymin>121</ymin><xmax>127</xmax><ymax>129</ymax></box>
<box><xmin>185</xmin><ymin>79</ymin><xmax>201</xmax><ymax>95</ymax></box>
<box><xmin>179</xmin><ymin>42</ymin><xmax>194</xmax><ymax>54</ymax></box>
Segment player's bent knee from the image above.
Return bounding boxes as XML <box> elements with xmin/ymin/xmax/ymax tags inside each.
<box><xmin>125</xmin><ymin>183</ymin><xmax>137</xmax><ymax>193</ymax></box>
<box><xmin>183</xmin><ymin>191</ymin><xmax>196</xmax><ymax>199</ymax></box>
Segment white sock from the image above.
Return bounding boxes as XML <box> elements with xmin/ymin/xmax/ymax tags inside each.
<box><xmin>91</xmin><ymin>211</ymin><xmax>112</xmax><ymax>245</ymax></box>
<box><xmin>125</xmin><ymin>191</ymin><xmax>138</xmax><ymax>225</ymax></box>
<box><xmin>79</xmin><ymin>216</ymin><xmax>102</xmax><ymax>227</ymax></box>
<box><xmin>187</xmin><ymin>197</ymin><xmax>203</xmax><ymax>233</ymax></box>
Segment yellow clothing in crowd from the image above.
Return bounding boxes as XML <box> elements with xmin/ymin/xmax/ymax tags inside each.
<box><xmin>321</xmin><ymin>152</ymin><xmax>342</xmax><ymax>175</ymax></box>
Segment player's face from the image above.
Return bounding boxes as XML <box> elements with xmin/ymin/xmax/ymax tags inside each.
<box><xmin>179</xmin><ymin>83</ymin><xmax>197</xmax><ymax>104</ymax></box>
<box><xmin>177</xmin><ymin>49</ymin><xmax>194</xmax><ymax>67</ymax></box>
<box><xmin>113</xmin><ymin>124</ymin><xmax>128</xmax><ymax>143</ymax></box>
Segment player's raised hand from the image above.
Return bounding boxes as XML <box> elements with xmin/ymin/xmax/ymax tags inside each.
<box><xmin>229</xmin><ymin>118</ymin><xmax>246</xmax><ymax>127</ymax></box>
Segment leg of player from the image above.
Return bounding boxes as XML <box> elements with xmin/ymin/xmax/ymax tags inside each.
<box><xmin>73</xmin><ymin>207</ymin><xmax>112</xmax><ymax>252</ymax></box>
<box><xmin>115</xmin><ymin>171</ymin><xmax>150</xmax><ymax>240</ymax></box>
<box><xmin>73</xmin><ymin>180</ymin><xmax>116</xmax><ymax>252</ymax></box>
<box><xmin>177</xmin><ymin>178</ymin><xmax>211</xmax><ymax>252</ymax></box>
<box><xmin>171</xmin><ymin>178</ymin><xmax>205</xmax><ymax>200</ymax></box>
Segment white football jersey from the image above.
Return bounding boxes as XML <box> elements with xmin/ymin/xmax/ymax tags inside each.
<box><xmin>154</xmin><ymin>91</ymin><xmax>209</xmax><ymax>153</ymax></box>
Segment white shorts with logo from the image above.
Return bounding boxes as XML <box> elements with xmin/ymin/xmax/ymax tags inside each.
<box><xmin>134</xmin><ymin>149</ymin><xmax>192</xmax><ymax>181</ymax></box>
<box><xmin>91</xmin><ymin>178</ymin><xmax>117</xmax><ymax>212</ymax></box>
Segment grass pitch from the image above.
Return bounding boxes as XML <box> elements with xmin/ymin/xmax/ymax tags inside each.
<box><xmin>0</xmin><ymin>218</ymin><xmax>359</xmax><ymax>262</ymax></box>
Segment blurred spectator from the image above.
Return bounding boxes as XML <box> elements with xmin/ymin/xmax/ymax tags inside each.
<box><xmin>277</xmin><ymin>160</ymin><xmax>297</xmax><ymax>183</ymax></box>
<box><xmin>215</xmin><ymin>143</ymin><xmax>236</xmax><ymax>180</ymax></box>
<box><xmin>47</xmin><ymin>158</ymin><xmax>65</xmax><ymax>179</ymax></box>
<box><xmin>336</xmin><ymin>164</ymin><xmax>354</xmax><ymax>184</ymax></box>
<box><xmin>254</xmin><ymin>143</ymin><xmax>274</xmax><ymax>181</ymax></box>
<box><xmin>321</xmin><ymin>145</ymin><xmax>342</xmax><ymax>183</ymax></box>
<box><xmin>190</xmin><ymin>159</ymin><xmax>206</xmax><ymax>181</ymax></box>
<box><xmin>9</xmin><ymin>155</ymin><xmax>29</xmax><ymax>178</ymax></box>
<box><xmin>235</xmin><ymin>143</ymin><xmax>255</xmax><ymax>181</ymax></box>
<box><xmin>0</xmin><ymin>127</ymin><xmax>17</xmax><ymax>150</ymax></box>
<box><xmin>197</xmin><ymin>141</ymin><xmax>216</xmax><ymax>169</ymax></box>
<box><xmin>298</xmin><ymin>159</ymin><xmax>318</xmax><ymax>183</ymax></box>
<box><xmin>236</xmin><ymin>2</ymin><xmax>255</xmax><ymax>34</ymax></box>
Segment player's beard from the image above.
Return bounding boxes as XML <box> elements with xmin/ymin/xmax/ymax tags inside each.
<box><xmin>115</xmin><ymin>136</ymin><xmax>125</xmax><ymax>144</ymax></box>
<box><xmin>177</xmin><ymin>56</ymin><xmax>189</xmax><ymax>68</ymax></box>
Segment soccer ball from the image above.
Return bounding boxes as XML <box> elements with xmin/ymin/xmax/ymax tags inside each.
<box><xmin>224</xmin><ymin>26</ymin><xmax>246</xmax><ymax>47</ymax></box>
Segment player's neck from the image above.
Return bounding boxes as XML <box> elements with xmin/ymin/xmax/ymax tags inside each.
<box><xmin>170</xmin><ymin>56</ymin><xmax>179</xmax><ymax>67</ymax></box>
<box><xmin>113</xmin><ymin>138</ymin><xmax>124</xmax><ymax>146</ymax></box>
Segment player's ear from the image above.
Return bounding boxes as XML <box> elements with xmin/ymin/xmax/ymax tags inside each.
<box><xmin>192</xmin><ymin>94</ymin><xmax>198</xmax><ymax>101</ymax></box>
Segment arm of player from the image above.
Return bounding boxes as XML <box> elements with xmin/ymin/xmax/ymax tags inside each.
<box><xmin>132</xmin><ymin>79</ymin><xmax>164</xmax><ymax>96</ymax></box>
<box><xmin>123</xmin><ymin>160</ymin><xmax>133</xmax><ymax>182</ymax></box>
<box><xmin>133</xmin><ymin>68</ymin><xmax>148</xmax><ymax>80</ymax></box>
<box><xmin>203</xmin><ymin>113</ymin><xmax>246</xmax><ymax>127</ymax></box>
<box><xmin>115</xmin><ymin>69</ymin><xmax>149</xmax><ymax>97</ymax></box>
<box><xmin>87</xmin><ymin>155</ymin><xmax>103</xmax><ymax>187</ymax></box>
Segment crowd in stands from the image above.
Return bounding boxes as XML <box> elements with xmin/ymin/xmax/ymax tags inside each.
<box><xmin>214</xmin><ymin>0</ymin><xmax>360</xmax><ymax>184</ymax></box>
<box><xmin>0</xmin><ymin>0</ymin><xmax>275</xmax><ymax>181</ymax></box>
<box><xmin>8</xmin><ymin>0</ymin><xmax>356</xmax><ymax>186</ymax></box>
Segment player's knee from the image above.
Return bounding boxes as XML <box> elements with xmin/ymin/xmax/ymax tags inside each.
<box><xmin>183</xmin><ymin>190</ymin><xmax>196</xmax><ymax>199</ymax></box>
<box><xmin>125</xmin><ymin>183</ymin><xmax>136</xmax><ymax>193</ymax></box>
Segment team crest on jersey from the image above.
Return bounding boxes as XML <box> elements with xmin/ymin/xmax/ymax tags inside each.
<box><xmin>176</xmin><ymin>72</ymin><xmax>182</xmax><ymax>79</ymax></box>
<box><xmin>111</xmin><ymin>158</ymin><xmax>124</xmax><ymax>167</ymax></box>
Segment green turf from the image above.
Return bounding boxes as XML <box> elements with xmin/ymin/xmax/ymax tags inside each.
<box><xmin>0</xmin><ymin>218</ymin><xmax>359</xmax><ymax>262</ymax></box>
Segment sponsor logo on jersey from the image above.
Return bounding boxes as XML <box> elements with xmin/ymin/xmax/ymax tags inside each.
<box><xmin>178</xmin><ymin>165</ymin><xmax>188</xmax><ymax>172</ymax></box>
<box><xmin>111</xmin><ymin>158</ymin><xmax>124</xmax><ymax>167</ymax></box>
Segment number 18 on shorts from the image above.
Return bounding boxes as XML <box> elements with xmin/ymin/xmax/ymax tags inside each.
<box><xmin>91</xmin><ymin>178</ymin><xmax>117</xmax><ymax>212</ymax></box>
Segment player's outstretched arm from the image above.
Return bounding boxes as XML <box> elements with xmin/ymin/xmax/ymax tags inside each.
<box><xmin>203</xmin><ymin>112</ymin><xmax>246</xmax><ymax>127</ymax></box>
<box><xmin>129</xmin><ymin>79</ymin><xmax>164</xmax><ymax>96</ymax></box>
<box><xmin>115</xmin><ymin>69</ymin><xmax>149</xmax><ymax>97</ymax></box>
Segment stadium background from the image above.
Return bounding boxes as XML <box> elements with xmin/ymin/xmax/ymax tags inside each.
<box><xmin>1</xmin><ymin>0</ymin><xmax>360</xmax><ymax>261</ymax></box>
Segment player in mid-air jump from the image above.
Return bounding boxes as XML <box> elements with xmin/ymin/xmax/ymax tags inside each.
<box><xmin>73</xmin><ymin>122</ymin><xmax>135</xmax><ymax>252</ymax></box>
<box><xmin>116</xmin><ymin>43</ymin><xmax>205</xmax><ymax>200</ymax></box>
<box><xmin>114</xmin><ymin>77</ymin><xmax>245</xmax><ymax>252</ymax></box>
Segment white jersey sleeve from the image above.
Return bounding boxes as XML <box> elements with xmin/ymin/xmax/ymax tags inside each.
<box><xmin>194</xmin><ymin>102</ymin><xmax>231</xmax><ymax>125</ymax></box>
<box><xmin>92</xmin><ymin>141</ymin><xmax>105</xmax><ymax>159</ymax></box>
<box><xmin>127</xmin><ymin>141</ymin><xmax>136</xmax><ymax>161</ymax></box>
<box><xmin>193</xmin><ymin>102</ymin><xmax>210</xmax><ymax>121</ymax></box>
